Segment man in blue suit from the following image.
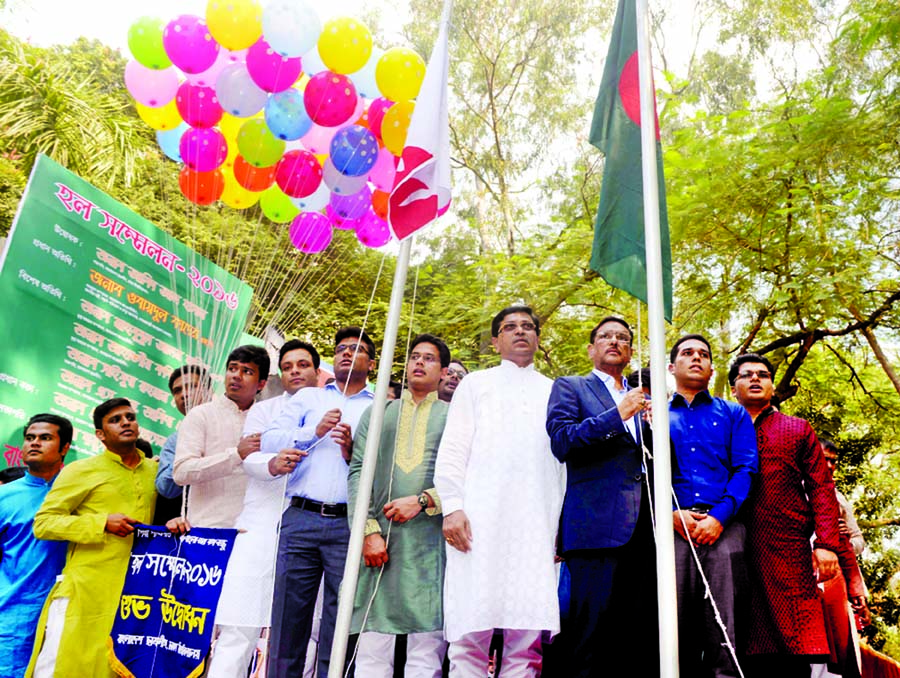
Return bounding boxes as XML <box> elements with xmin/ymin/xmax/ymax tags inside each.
<box><xmin>546</xmin><ymin>316</ymin><xmax>658</xmax><ymax>677</ymax></box>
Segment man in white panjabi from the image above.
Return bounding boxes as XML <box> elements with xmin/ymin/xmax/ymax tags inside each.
<box><xmin>434</xmin><ymin>305</ymin><xmax>565</xmax><ymax>677</ymax></box>
<box><xmin>207</xmin><ymin>340</ymin><xmax>321</xmax><ymax>678</ymax></box>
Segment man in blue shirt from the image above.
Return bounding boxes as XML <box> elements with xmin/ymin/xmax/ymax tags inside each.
<box><xmin>0</xmin><ymin>413</ymin><xmax>72</xmax><ymax>678</ymax></box>
<box><xmin>668</xmin><ymin>334</ymin><xmax>757</xmax><ymax>678</ymax></box>
<box><xmin>251</xmin><ymin>326</ymin><xmax>376</xmax><ymax>678</ymax></box>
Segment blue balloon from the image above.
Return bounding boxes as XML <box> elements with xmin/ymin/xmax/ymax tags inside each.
<box><xmin>265</xmin><ymin>89</ymin><xmax>313</xmax><ymax>140</ymax></box>
<box><xmin>330</xmin><ymin>125</ymin><xmax>378</xmax><ymax>177</ymax></box>
<box><xmin>156</xmin><ymin>122</ymin><xmax>188</xmax><ymax>162</ymax></box>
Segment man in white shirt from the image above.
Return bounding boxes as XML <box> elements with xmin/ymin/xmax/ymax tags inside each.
<box><xmin>208</xmin><ymin>340</ymin><xmax>321</xmax><ymax>677</ymax></box>
<box><xmin>251</xmin><ymin>327</ymin><xmax>376</xmax><ymax>678</ymax></box>
<box><xmin>435</xmin><ymin>306</ymin><xmax>565</xmax><ymax>677</ymax></box>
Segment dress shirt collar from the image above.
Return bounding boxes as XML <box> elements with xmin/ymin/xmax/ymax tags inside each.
<box><xmin>321</xmin><ymin>381</ymin><xmax>374</xmax><ymax>399</ymax></box>
<box><xmin>22</xmin><ymin>471</ymin><xmax>55</xmax><ymax>487</ymax></box>
<box><xmin>102</xmin><ymin>449</ymin><xmax>146</xmax><ymax>469</ymax></box>
<box><xmin>499</xmin><ymin>359</ymin><xmax>535</xmax><ymax>372</ymax></box>
<box><xmin>214</xmin><ymin>393</ymin><xmax>248</xmax><ymax>413</ymax></box>
<box><xmin>671</xmin><ymin>389</ymin><xmax>714</xmax><ymax>408</ymax></box>
<box><xmin>592</xmin><ymin>369</ymin><xmax>628</xmax><ymax>393</ymax></box>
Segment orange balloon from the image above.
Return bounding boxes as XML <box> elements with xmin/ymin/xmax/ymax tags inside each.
<box><xmin>233</xmin><ymin>154</ymin><xmax>276</xmax><ymax>191</ymax></box>
<box><xmin>371</xmin><ymin>190</ymin><xmax>389</xmax><ymax>220</ymax></box>
<box><xmin>179</xmin><ymin>167</ymin><xmax>224</xmax><ymax>205</ymax></box>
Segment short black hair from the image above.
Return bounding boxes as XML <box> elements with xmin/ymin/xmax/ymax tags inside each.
<box><xmin>821</xmin><ymin>439</ymin><xmax>838</xmax><ymax>455</ymax></box>
<box><xmin>0</xmin><ymin>467</ymin><xmax>26</xmax><ymax>484</ymax></box>
<box><xmin>590</xmin><ymin>316</ymin><xmax>633</xmax><ymax>344</ymax></box>
<box><xmin>168</xmin><ymin>364</ymin><xmax>212</xmax><ymax>394</ymax></box>
<box><xmin>626</xmin><ymin>368</ymin><xmax>651</xmax><ymax>392</ymax></box>
<box><xmin>727</xmin><ymin>353</ymin><xmax>776</xmax><ymax>386</ymax></box>
<box><xmin>135</xmin><ymin>438</ymin><xmax>153</xmax><ymax>458</ymax></box>
<box><xmin>448</xmin><ymin>359</ymin><xmax>468</xmax><ymax>374</ymax></box>
<box><xmin>409</xmin><ymin>333</ymin><xmax>451</xmax><ymax>368</ymax></box>
<box><xmin>227</xmin><ymin>345</ymin><xmax>270</xmax><ymax>379</ymax></box>
<box><xmin>669</xmin><ymin>334</ymin><xmax>713</xmax><ymax>364</ymax></box>
<box><xmin>24</xmin><ymin>413</ymin><xmax>74</xmax><ymax>449</ymax></box>
<box><xmin>334</xmin><ymin>326</ymin><xmax>376</xmax><ymax>359</ymax></box>
<box><xmin>93</xmin><ymin>397</ymin><xmax>133</xmax><ymax>430</ymax></box>
<box><xmin>388</xmin><ymin>380</ymin><xmax>402</xmax><ymax>399</ymax></box>
<box><xmin>491</xmin><ymin>305</ymin><xmax>541</xmax><ymax>337</ymax></box>
<box><xmin>279</xmin><ymin>339</ymin><xmax>321</xmax><ymax>370</ymax></box>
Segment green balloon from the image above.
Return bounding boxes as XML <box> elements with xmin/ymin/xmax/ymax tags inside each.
<box><xmin>260</xmin><ymin>186</ymin><xmax>300</xmax><ymax>224</ymax></box>
<box><xmin>127</xmin><ymin>17</ymin><xmax>172</xmax><ymax>70</ymax></box>
<box><xmin>237</xmin><ymin>120</ymin><xmax>286</xmax><ymax>168</ymax></box>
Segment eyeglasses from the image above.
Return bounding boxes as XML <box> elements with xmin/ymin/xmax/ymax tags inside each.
<box><xmin>595</xmin><ymin>332</ymin><xmax>631</xmax><ymax>344</ymax></box>
<box><xmin>409</xmin><ymin>352</ymin><xmax>440</xmax><ymax>364</ymax></box>
<box><xmin>498</xmin><ymin>322</ymin><xmax>536</xmax><ymax>334</ymax></box>
<box><xmin>335</xmin><ymin>343</ymin><xmax>368</xmax><ymax>357</ymax></box>
<box><xmin>736</xmin><ymin>370</ymin><xmax>771</xmax><ymax>381</ymax></box>
<box><xmin>446</xmin><ymin>368</ymin><xmax>467</xmax><ymax>379</ymax></box>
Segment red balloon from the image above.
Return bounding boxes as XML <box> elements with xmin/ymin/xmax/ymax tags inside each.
<box><xmin>179</xmin><ymin>167</ymin><xmax>225</xmax><ymax>205</ymax></box>
<box><xmin>233</xmin><ymin>154</ymin><xmax>276</xmax><ymax>191</ymax></box>
<box><xmin>371</xmin><ymin>189</ymin><xmax>389</xmax><ymax>220</ymax></box>
<box><xmin>175</xmin><ymin>81</ymin><xmax>223</xmax><ymax>128</ymax></box>
<box><xmin>275</xmin><ymin>150</ymin><xmax>323</xmax><ymax>198</ymax></box>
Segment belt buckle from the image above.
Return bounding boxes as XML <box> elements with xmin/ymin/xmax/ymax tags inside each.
<box><xmin>320</xmin><ymin>502</ymin><xmax>336</xmax><ymax>517</ymax></box>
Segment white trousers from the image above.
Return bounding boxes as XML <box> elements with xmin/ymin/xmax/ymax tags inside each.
<box><xmin>207</xmin><ymin>625</ymin><xmax>261</xmax><ymax>678</ymax></box>
<box><xmin>448</xmin><ymin>629</ymin><xmax>542</xmax><ymax>678</ymax></box>
<box><xmin>33</xmin><ymin>597</ymin><xmax>69</xmax><ymax>678</ymax></box>
<box><xmin>356</xmin><ymin>630</ymin><xmax>447</xmax><ymax>678</ymax></box>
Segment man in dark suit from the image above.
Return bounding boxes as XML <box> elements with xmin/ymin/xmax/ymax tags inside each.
<box><xmin>545</xmin><ymin>316</ymin><xmax>658</xmax><ymax>678</ymax></box>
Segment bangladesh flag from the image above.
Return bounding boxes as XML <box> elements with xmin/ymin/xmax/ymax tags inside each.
<box><xmin>590</xmin><ymin>0</ymin><xmax>673</xmax><ymax>321</ymax></box>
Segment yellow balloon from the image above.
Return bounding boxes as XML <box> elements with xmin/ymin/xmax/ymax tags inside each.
<box><xmin>218</xmin><ymin>113</ymin><xmax>243</xmax><ymax>141</ymax></box>
<box><xmin>135</xmin><ymin>99</ymin><xmax>182</xmax><ymax>131</ymax></box>
<box><xmin>317</xmin><ymin>17</ymin><xmax>373</xmax><ymax>75</ymax></box>
<box><xmin>206</xmin><ymin>0</ymin><xmax>263</xmax><ymax>51</ymax></box>
<box><xmin>220</xmin><ymin>173</ymin><xmax>261</xmax><ymax>209</ymax></box>
<box><xmin>375</xmin><ymin>48</ymin><xmax>426</xmax><ymax>102</ymax></box>
<box><xmin>381</xmin><ymin>100</ymin><xmax>415</xmax><ymax>156</ymax></box>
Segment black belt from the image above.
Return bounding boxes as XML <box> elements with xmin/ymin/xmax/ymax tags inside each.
<box><xmin>290</xmin><ymin>496</ymin><xmax>347</xmax><ymax>518</ymax></box>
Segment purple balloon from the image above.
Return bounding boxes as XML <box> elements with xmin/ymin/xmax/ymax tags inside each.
<box><xmin>246</xmin><ymin>37</ymin><xmax>303</xmax><ymax>93</ymax></box>
<box><xmin>215</xmin><ymin>63</ymin><xmax>268</xmax><ymax>117</ymax></box>
<box><xmin>175</xmin><ymin>82</ymin><xmax>223</xmax><ymax>128</ymax></box>
<box><xmin>290</xmin><ymin>212</ymin><xmax>333</xmax><ymax>253</ymax></box>
<box><xmin>355</xmin><ymin>210</ymin><xmax>391</xmax><ymax>248</ymax></box>
<box><xmin>329</xmin><ymin>185</ymin><xmax>371</xmax><ymax>221</ymax></box>
<box><xmin>322</xmin><ymin>158</ymin><xmax>367</xmax><ymax>195</ymax></box>
<box><xmin>124</xmin><ymin>61</ymin><xmax>179</xmax><ymax>107</ymax></box>
<box><xmin>163</xmin><ymin>15</ymin><xmax>220</xmax><ymax>74</ymax></box>
<box><xmin>326</xmin><ymin>205</ymin><xmax>356</xmax><ymax>230</ymax></box>
<box><xmin>186</xmin><ymin>47</ymin><xmax>246</xmax><ymax>88</ymax></box>
<box><xmin>179</xmin><ymin>127</ymin><xmax>228</xmax><ymax>172</ymax></box>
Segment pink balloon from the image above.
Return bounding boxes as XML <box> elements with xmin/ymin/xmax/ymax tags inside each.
<box><xmin>290</xmin><ymin>212</ymin><xmax>333</xmax><ymax>253</ymax></box>
<box><xmin>355</xmin><ymin>210</ymin><xmax>391</xmax><ymax>248</ymax></box>
<box><xmin>179</xmin><ymin>128</ymin><xmax>228</xmax><ymax>172</ymax></box>
<box><xmin>163</xmin><ymin>15</ymin><xmax>220</xmax><ymax>74</ymax></box>
<box><xmin>300</xmin><ymin>124</ymin><xmax>338</xmax><ymax>154</ymax></box>
<box><xmin>124</xmin><ymin>61</ymin><xmax>179</xmax><ymax>107</ymax></box>
<box><xmin>303</xmin><ymin>71</ymin><xmax>358</xmax><ymax>127</ymax></box>
<box><xmin>276</xmin><ymin>150</ymin><xmax>323</xmax><ymax>198</ymax></box>
<box><xmin>187</xmin><ymin>47</ymin><xmax>246</xmax><ymax>88</ymax></box>
<box><xmin>368</xmin><ymin>146</ymin><xmax>397</xmax><ymax>192</ymax></box>
<box><xmin>366</xmin><ymin>97</ymin><xmax>393</xmax><ymax>141</ymax></box>
<box><xmin>326</xmin><ymin>205</ymin><xmax>356</xmax><ymax>230</ymax></box>
<box><xmin>246</xmin><ymin>37</ymin><xmax>303</xmax><ymax>93</ymax></box>
<box><xmin>175</xmin><ymin>82</ymin><xmax>223</xmax><ymax>128</ymax></box>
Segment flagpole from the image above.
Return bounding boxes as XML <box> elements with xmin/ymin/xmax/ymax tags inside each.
<box><xmin>328</xmin><ymin>236</ymin><xmax>413</xmax><ymax>678</ymax></box>
<box><xmin>634</xmin><ymin>0</ymin><xmax>679</xmax><ymax>676</ymax></box>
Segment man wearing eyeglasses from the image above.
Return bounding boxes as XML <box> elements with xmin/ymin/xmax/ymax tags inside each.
<box><xmin>254</xmin><ymin>327</ymin><xmax>376</xmax><ymax>678</ymax></box>
<box><xmin>348</xmin><ymin>333</ymin><xmax>452</xmax><ymax>677</ymax></box>
<box><xmin>729</xmin><ymin>354</ymin><xmax>851</xmax><ymax>677</ymax></box>
<box><xmin>435</xmin><ymin>305</ymin><xmax>565</xmax><ymax>677</ymax></box>
<box><xmin>545</xmin><ymin>316</ymin><xmax>657</xmax><ymax>677</ymax></box>
<box><xmin>668</xmin><ymin>334</ymin><xmax>757</xmax><ymax>678</ymax></box>
<box><xmin>438</xmin><ymin>360</ymin><xmax>468</xmax><ymax>402</ymax></box>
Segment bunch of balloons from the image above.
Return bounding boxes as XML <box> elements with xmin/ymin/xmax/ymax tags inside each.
<box><xmin>126</xmin><ymin>0</ymin><xmax>426</xmax><ymax>253</ymax></box>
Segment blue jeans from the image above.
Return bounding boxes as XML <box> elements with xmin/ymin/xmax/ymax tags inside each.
<box><xmin>267</xmin><ymin>505</ymin><xmax>350</xmax><ymax>678</ymax></box>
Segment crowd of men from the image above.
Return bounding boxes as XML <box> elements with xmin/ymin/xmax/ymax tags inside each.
<box><xmin>0</xmin><ymin>305</ymin><xmax>873</xmax><ymax>678</ymax></box>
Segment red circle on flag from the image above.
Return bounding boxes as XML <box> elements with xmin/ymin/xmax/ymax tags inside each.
<box><xmin>618</xmin><ymin>52</ymin><xmax>660</xmax><ymax>140</ymax></box>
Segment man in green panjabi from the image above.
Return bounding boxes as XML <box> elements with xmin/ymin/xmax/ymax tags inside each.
<box><xmin>26</xmin><ymin>398</ymin><xmax>188</xmax><ymax>678</ymax></box>
<box><xmin>348</xmin><ymin>333</ymin><xmax>451</xmax><ymax>678</ymax></box>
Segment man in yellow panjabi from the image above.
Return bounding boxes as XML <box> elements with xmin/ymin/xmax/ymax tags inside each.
<box><xmin>26</xmin><ymin>398</ymin><xmax>162</xmax><ymax>677</ymax></box>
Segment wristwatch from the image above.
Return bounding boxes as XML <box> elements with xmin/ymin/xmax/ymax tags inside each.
<box><xmin>417</xmin><ymin>492</ymin><xmax>429</xmax><ymax>510</ymax></box>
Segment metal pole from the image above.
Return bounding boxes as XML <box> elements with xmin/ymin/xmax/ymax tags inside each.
<box><xmin>328</xmin><ymin>236</ymin><xmax>413</xmax><ymax>678</ymax></box>
<box><xmin>634</xmin><ymin>1</ymin><xmax>679</xmax><ymax>676</ymax></box>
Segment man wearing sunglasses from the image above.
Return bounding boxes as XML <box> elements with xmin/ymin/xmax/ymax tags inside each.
<box><xmin>254</xmin><ymin>327</ymin><xmax>376</xmax><ymax>678</ymax></box>
<box><xmin>435</xmin><ymin>305</ymin><xmax>565</xmax><ymax>677</ymax></box>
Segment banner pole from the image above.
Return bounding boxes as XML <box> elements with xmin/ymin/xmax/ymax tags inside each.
<box><xmin>634</xmin><ymin>1</ymin><xmax>679</xmax><ymax>676</ymax></box>
<box><xmin>328</xmin><ymin>236</ymin><xmax>413</xmax><ymax>678</ymax></box>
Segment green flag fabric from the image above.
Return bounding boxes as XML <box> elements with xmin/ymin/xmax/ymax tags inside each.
<box><xmin>589</xmin><ymin>0</ymin><xmax>673</xmax><ymax>321</ymax></box>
